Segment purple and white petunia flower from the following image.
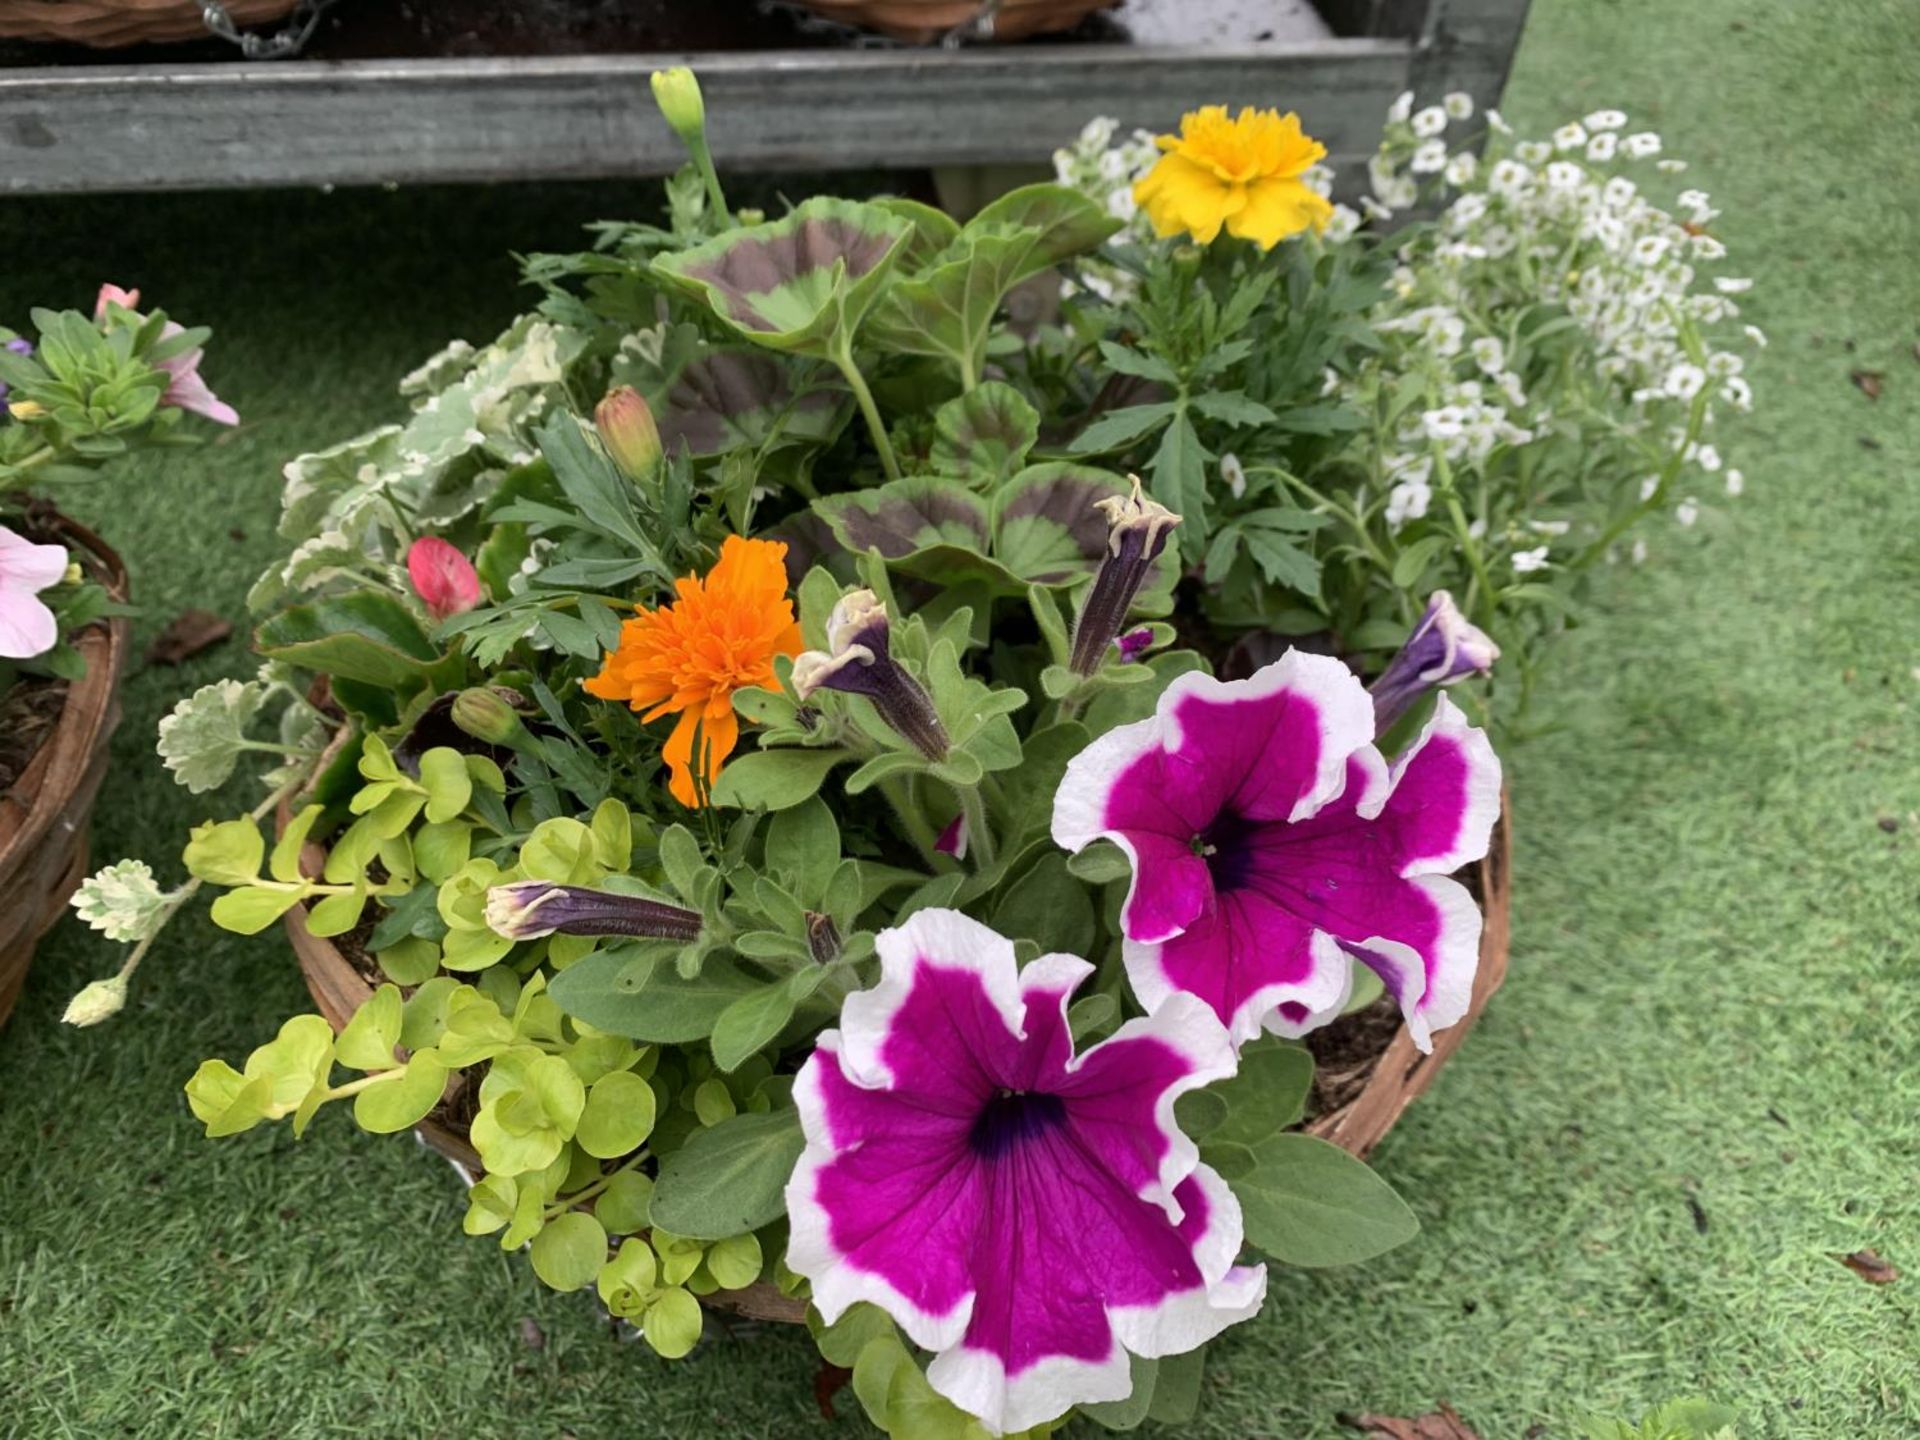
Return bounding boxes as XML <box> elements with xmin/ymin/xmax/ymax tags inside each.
<box><xmin>1052</xmin><ymin>651</ymin><xmax>1501</xmax><ymax>1052</ymax></box>
<box><xmin>786</xmin><ymin>908</ymin><xmax>1265</xmax><ymax>1434</ymax></box>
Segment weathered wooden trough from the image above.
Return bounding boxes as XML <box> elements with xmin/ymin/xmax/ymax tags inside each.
<box><xmin>0</xmin><ymin>0</ymin><xmax>1529</xmax><ymax>194</ymax></box>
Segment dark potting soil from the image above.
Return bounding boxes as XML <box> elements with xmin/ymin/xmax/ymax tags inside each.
<box><xmin>1302</xmin><ymin>995</ymin><xmax>1405</xmax><ymax>1119</ymax></box>
<box><xmin>0</xmin><ymin>678</ymin><xmax>67</xmax><ymax>796</ymax></box>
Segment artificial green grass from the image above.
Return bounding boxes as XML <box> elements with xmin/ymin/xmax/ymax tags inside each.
<box><xmin>2</xmin><ymin>1</ymin><xmax>1917</xmax><ymax>1434</ymax></box>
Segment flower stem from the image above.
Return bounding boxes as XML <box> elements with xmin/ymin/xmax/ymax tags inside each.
<box><xmin>545</xmin><ymin>1151</ymin><xmax>649</xmax><ymax>1218</ymax></box>
<box><xmin>956</xmin><ymin>784</ymin><xmax>996</xmax><ymax>870</ymax></box>
<box><xmin>878</xmin><ymin>775</ymin><xmax>943</xmax><ymax>870</ymax></box>
<box><xmin>832</xmin><ymin>341</ymin><xmax>901</xmax><ymax>482</ymax></box>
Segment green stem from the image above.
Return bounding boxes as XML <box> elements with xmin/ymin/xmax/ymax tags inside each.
<box><xmin>545</xmin><ymin>1151</ymin><xmax>649</xmax><ymax>1218</ymax></box>
<box><xmin>956</xmin><ymin>784</ymin><xmax>996</xmax><ymax>870</ymax></box>
<box><xmin>878</xmin><ymin>775</ymin><xmax>943</xmax><ymax>870</ymax></box>
<box><xmin>264</xmin><ymin>1067</ymin><xmax>402</xmax><ymax>1119</ymax></box>
<box><xmin>685</xmin><ymin>135</ymin><xmax>731</xmax><ymax>226</ymax></box>
<box><xmin>832</xmin><ymin>341</ymin><xmax>902</xmax><ymax>482</ymax></box>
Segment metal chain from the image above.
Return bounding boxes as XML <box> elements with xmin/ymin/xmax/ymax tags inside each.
<box><xmin>198</xmin><ymin>0</ymin><xmax>337</xmax><ymax>60</ymax></box>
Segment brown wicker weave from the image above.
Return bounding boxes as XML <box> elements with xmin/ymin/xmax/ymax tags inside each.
<box><xmin>0</xmin><ymin>0</ymin><xmax>298</xmax><ymax>48</ymax></box>
<box><xmin>285</xmin><ymin>795</ymin><xmax>1512</xmax><ymax>1323</ymax></box>
<box><xmin>0</xmin><ymin>517</ymin><xmax>129</xmax><ymax>1028</ymax></box>
<box><xmin>791</xmin><ymin>0</ymin><xmax>1116</xmax><ymax>44</ymax></box>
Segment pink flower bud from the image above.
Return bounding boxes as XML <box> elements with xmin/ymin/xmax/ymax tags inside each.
<box><xmin>94</xmin><ymin>283</ymin><xmax>140</xmax><ymax>323</ymax></box>
<box><xmin>406</xmin><ymin>536</ymin><xmax>481</xmax><ymax>622</ymax></box>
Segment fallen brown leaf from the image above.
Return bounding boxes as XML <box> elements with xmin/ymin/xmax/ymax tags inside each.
<box><xmin>1346</xmin><ymin>1403</ymin><xmax>1482</xmax><ymax>1438</ymax></box>
<box><xmin>1850</xmin><ymin>368</ymin><xmax>1883</xmax><ymax>400</ymax></box>
<box><xmin>1837</xmin><ymin>1248</ymin><xmax>1899</xmax><ymax>1284</ymax></box>
<box><xmin>146</xmin><ymin>608</ymin><xmax>233</xmax><ymax>665</ymax></box>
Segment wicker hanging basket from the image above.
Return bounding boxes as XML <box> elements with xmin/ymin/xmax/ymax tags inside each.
<box><xmin>0</xmin><ymin>516</ymin><xmax>130</xmax><ymax>1028</ymax></box>
<box><xmin>282</xmin><ymin>795</ymin><xmax>1512</xmax><ymax>1325</ymax></box>
<box><xmin>788</xmin><ymin>0</ymin><xmax>1117</xmax><ymax>44</ymax></box>
<box><xmin>0</xmin><ymin>0</ymin><xmax>298</xmax><ymax>48</ymax></box>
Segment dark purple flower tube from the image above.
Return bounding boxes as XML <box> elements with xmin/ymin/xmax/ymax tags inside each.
<box><xmin>484</xmin><ymin>881</ymin><xmax>701</xmax><ymax>943</ymax></box>
<box><xmin>1368</xmin><ymin>590</ymin><xmax>1500</xmax><ymax>732</ymax></box>
<box><xmin>1068</xmin><ymin>479</ymin><xmax>1181</xmax><ymax>676</ymax></box>
<box><xmin>791</xmin><ymin>589</ymin><xmax>950</xmax><ymax>762</ymax></box>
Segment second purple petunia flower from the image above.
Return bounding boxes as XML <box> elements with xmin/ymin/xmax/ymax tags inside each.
<box><xmin>1052</xmin><ymin>650</ymin><xmax>1501</xmax><ymax>1051</ymax></box>
<box><xmin>785</xmin><ymin>908</ymin><xmax>1265</xmax><ymax>1434</ymax></box>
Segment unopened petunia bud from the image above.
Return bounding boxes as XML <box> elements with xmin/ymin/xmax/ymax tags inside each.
<box><xmin>451</xmin><ymin>686</ymin><xmax>527</xmax><ymax>747</ymax></box>
<box><xmin>484</xmin><ymin>881</ymin><xmax>702</xmax><ymax>943</ymax></box>
<box><xmin>1368</xmin><ymin>590</ymin><xmax>1499</xmax><ymax>731</ymax></box>
<box><xmin>406</xmin><ymin>536</ymin><xmax>481</xmax><ymax>622</ymax></box>
<box><xmin>1112</xmin><ymin>627</ymin><xmax>1154</xmax><ymax>664</ymax></box>
<box><xmin>62</xmin><ymin>975</ymin><xmax>127</xmax><ymax>1027</ymax></box>
<box><xmin>790</xmin><ymin>590</ymin><xmax>949</xmax><ymax>761</ymax></box>
<box><xmin>805</xmin><ymin>911</ymin><xmax>842</xmax><ymax>965</ymax></box>
<box><xmin>650</xmin><ymin>68</ymin><xmax>707</xmax><ymax>146</ymax></box>
<box><xmin>1068</xmin><ymin>478</ymin><xmax>1180</xmax><ymax>676</ymax></box>
<box><xmin>595</xmin><ymin>386</ymin><xmax>662</xmax><ymax>481</ymax></box>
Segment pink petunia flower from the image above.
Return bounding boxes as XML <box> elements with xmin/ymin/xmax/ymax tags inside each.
<box><xmin>0</xmin><ymin>524</ymin><xmax>69</xmax><ymax>659</ymax></box>
<box><xmin>94</xmin><ymin>283</ymin><xmax>238</xmax><ymax>427</ymax></box>
<box><xmin>786</xmin><ymin>908</ymin><xmax>1266</xmax><ymax>1434</ymax></box>
<box><xmin>405</xmin><ymin>536</ymin><xmax>482</xmax><ymax>622</ymax></box>
<box><xmin>1052</xmin><ymin>651</ymin><xmax>1501</xmax><ymax>1051</ymax></box>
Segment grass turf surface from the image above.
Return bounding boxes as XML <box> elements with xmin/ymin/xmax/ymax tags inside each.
<box><xmin>3</xmin><ymin>1</ymin><xmax>1918</xmax><ymax>1435</ymax></box>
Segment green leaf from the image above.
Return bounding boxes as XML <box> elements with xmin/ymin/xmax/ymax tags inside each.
<box><xmin>709</xmin><ymin>982</ymin><xmax>801</xmax><ymax>1073</ymax></box>
<box><xmin>595</xmin><ymin>1171</ymin><xmax>656</xmax><ymax>1235</ymax></box>
<box><xmin>653</xmin><ymin>197</ymin><xmax>914</xmax><ymax>357</ymax></box>
<box><xmin>183</xmin><ymin>816</ymin><xmax>265</xmax><ymax>887</ymax></box>
<box><xmin>575</xmin><ymin>1070</ymin><xmax>657</xmax><ymax>1158</ymax></box>
<box><xmin>69</xmin><ymin>858</ymin><xmax>171</xmax><ymax>944</ymax></box>
<box><xmin>548</xmin><ymin>950</ymin><xmax>759</xmax><ymax>1043</ymax></box>
<box><xmin>642</xmin><ymin>1286</ymin><xmax>705</xmax><ymax>1358</ymax></box>
<box><xmin>810</xmin><ymin>1301</ymin><xmax>898</xmax><ymax>1368</ymax></box>
<box><xmin>418</xmin><ymin>747</ymin><xmax>473</xmax><ymax>824</ymax></box>
<box><xmin>989</xmin><ymin>853</ymin><xmax>1095</xmax><ymax>959</ymax></box>
<box><xmin>208</xmin><ymin>886</ymin><xmax>301</xmax><ymax>936</ymax></box>
<box><xmin>1149</xmin><ymin>411</ymin><xmax>1211</xmax><ymax>561</ymax></box>
<box><xmin>255</xmin><ymin>589</ymin><xmax>446</xmax><ymax>690</ymax></box>
<box><xmin>1203</xmin><ymin>1039</ymin><xmax>1314</xmax><ymax>1148</ymax></box>
<box><xmin>969</xmin><ymin>182</ymin><xmax>1123</xmax><ymax>272</ymax></box>
<box><xmin>354</xmin><ymin>1054</ymin><xmax>450</xmax><ymax>1133</ymax></box>
<box><xmin>1147</xmin><ymin>1347</ymin><xmax>1206</xmax><ymax>1424</ymax></box>
<box><xmin>529</xmin><ymin>1210</ymin><xmax>608</xmax><ymax>1292</ymax></box>
<box><xmin>336</xmin><ymin>985</ymin><xmax>403</xmax><ymax>1070</ymax></box>
<box><xmin>929</xmin><ymin>382</ymin><xmax>1038</xmax><ymax>488</ymax></box>
<box><xmin>1070</xmin><ymin>401</ymin><xmax>1176</xmax><ymax>454</ymax></box>
<box><xmin>709</xmin><ymin>747</ymin><xmax>849</xmax><ymax>810</ymax></box>
<box><xmin>648</xmin><ymin>1108</ymin><xmax>805</xmax><ymax>1240</ymax></box>
<box><xmin>1233</xmin><ymin>1133</ymin><xmax>1420</xmax><ymax>1267</ymax></box>
<box><xmin>1189</xmin><ymin>389</ymin><xmax>1280</xmax><ymax>427</ymax></box>
<box><xmin>705</xmin><ymin>1232</ymin><xmax>764</xmax><ymax>1290</ymax></box>
<box><xmin>305</xmin><ymin>887</ymin><xmax>367</xmax><ymax>939</ymax></box>
<box><xmin>155</xmin><ymin>679</ymin><xmax>266</xmax><ymax>794</ymax></box>
<box><xmin>764</xmin><ymin>795</ymin><xmax>839</xmax><ymax>906</ymax></box>
<box><xmin>1079</xmin><ymin>1353</ymin><xmax>1158</xmax><ymax>1429</ymax></box>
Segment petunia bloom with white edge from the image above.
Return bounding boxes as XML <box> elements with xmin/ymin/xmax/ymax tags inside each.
<box><xmin>786</xmin><ymin>908</ymin><xmax>1264</xmax><ymax>1434</ymax></box>
<box><xmin>1052</xmin><ymin>651</ymin><xmax>1501</xmax><ymax>1053</ymax></box>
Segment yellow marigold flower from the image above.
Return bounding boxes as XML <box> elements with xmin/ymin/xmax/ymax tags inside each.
<box><xmin>584</xmin><ymin>535</ymin><xmax>802</xmax><ymax>807</ymax></box>
<box><xmin>1133</xmin><ymin>105</ymin><xmax>1334</xmax><ymax>250</ymax></box>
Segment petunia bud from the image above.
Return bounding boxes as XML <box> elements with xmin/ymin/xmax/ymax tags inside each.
<box><xmin>1368</xmin><ymin>590</ymin><xmax>1499</xmax><ymax>731</ymax></box>
<box><xmin>791</xmin><ymin>591</ymin><xmax>949</xmax><ymax>761</ymax></box>
<box><xmin>595</xmin><ymin>386</ymin><xmax>662</xmax><ymax>480</ymax></box>
<box><xmin>485</xmin><ymin>881</ymin><xmax>702</xmax><ymax>943</ymax></box>
<box><xmin>805</xmin><ymin>911</ymin><xmax>842</xmax><ymax>965</ymax></box>
<box><xmin>934</xmin><ymin>812</ymin><xmax>969</xmax><ymax>861</ymax></box>
<box><xmin>1113</xmin><ymin>626</ymin><xmax>1154</xmax><ymax>664</ymax></box>
<box><xmin>1068</xmin><ymin>478</ymin><xmax>1181</xmax><ymax>676</ymax></box>
<box><xmin>451</xmin><ymin>686</ymin><xmax>527</xmax><ymax>747</ymax></box>
<box><xmin>93</xmin><ymin>283</ymin><xmax>140</xmax><ymax>324</ymax></box>
<box><xmin>650</xmin><ymin>67</ymin><xmax>707</xmax><ymax>146</ymax></box>
<box><xmin>62</xmin><ymin>975</ymin><xmax>127</xmax><ymax>1027</ymax></box>
<box><xmin>406</xmin><ymin>536</ymin><xmax>482</xmax><ymax>622</ymax></box>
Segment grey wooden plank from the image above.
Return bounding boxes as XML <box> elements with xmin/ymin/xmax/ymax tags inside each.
<box><xmin>0</xmin><ymin>41</ymin><xmax>1416</xmax><ymax>194</ymax></box>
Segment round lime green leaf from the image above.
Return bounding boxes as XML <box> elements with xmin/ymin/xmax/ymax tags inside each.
<box><xmin>463</xmin><ymin>1174</ymin><xmax>517</xmax><ymax>1236</ymax></box>
<box><xmin>418</xmin><ymin>746</ymin><xmax>474</xmax><ymax>824</ymax></box>
<box><xmin>335</xmin><ymin>984</ymin><xmax>404</xmax><ymax>1071</ymax></box>
<box><xmin>354</xmin><ymin>1054</ymin><xmax>449</xmax><ymax>1134</ymax></box>
<box><xmin>575</xmin><ymin>1070</ymin><xmax>657</xmax><ymax>1158</ymax></box>
<box><xmin>704</xmin><ymin>1232</ymin><xmax>763</xmax><ymax>1291</ymax></box>
<box><xmin>529</xmin><ymin>1210</ymin><xmax>608</xmax><ymax>1292</ymax></box>
<box><xmin>642</xmin><ymin>1286</ymin><xmax>704</xmax><ymax>1359</ymax></box>
<box><xmin>595</xmin><ymin>1170</ymin><xmax>656</xmax><ymax>1235</ymax></box>
<box><xmin>377</xmin><ymin>936</ymin><xmax>442</xmax><ymax>987</ymax></box>
<box><xmin>596</xmin><ymin>1237</ymin><xmax>658</xmax><ymax>1318</ymax></box>
<box><xmin>692</xmin><ymin>1078</ymin><xmax>736</xmax><ymax>1128</ymax></box>
<box><xmin>207</xmin><ymin>885</ymin><xmax>302</xmax><ymax>936</ymax></box>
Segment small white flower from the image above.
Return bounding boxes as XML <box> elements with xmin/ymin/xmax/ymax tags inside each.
<box><xmin>1552</xmin><ymin>121</ymin><xmax>1589</xmax><ymax>151</ymax></box>
<box><xmin>1385</xmin><ymin>177</ymin><xmax>1419</xmax><ymax>210</ymax></box>
<box><xmin>1486</xmin><ymin>108</ymin><xmax>1513</xmax><ymax>135</ymax></box>
<box><xmin>1585</xmin><ymin>108</ymin><xmax>1628</xmax><ymax>131</ymax></box>
<box><xmin>1411</xmin><ymin>139</ymin><xmax>1449</xmax><ymax>174</ymax></box>
<box><xmin>1387</xmin><ymin>90</ymin><xmax>1415</xmax><ymax>124</ymax></box>
<box><xmin>1219</xmin><ymin>452</ymin><xmax>1247</xmax><ymax>500</ymax></box>
<box><xmin>1516</xmin><ymin>140</ymin><xmax>1553</xmax><ymax>166</ymax></box>
<box><xmin>1360</xmin><ymin>194</ymin><xmax>1395</xmax><ymax>221</ymax></box>
<box><xmin>1631</xmin><ymin>234</ymin><xmax>1672</xmax><ymax>266</ymax></box>
<box><xmin>1744</xmin><ymin>324</ymin><xmax>1768</xmax><ymax>348</ymax></box>
<box><xmin>1656</xmin><ymin>158</ymin><xmax>1689</xmax><ymax>173</ymax></box>
<box><xmin>1602</xmin><ymin>175</ymin><xmax>1638</xmax><ymax>208</ymax></box>
<box><xmin>1471</xmin><ymin>336</ymin><xmax>1506</xmax><ymax>375</ymax></box>
<box><xmin>1546</xmin><ymin>161</ymin><xmax>1586</xmax><ymax>192</ymax></box>
<box><xmin>1325</xmin><ymin>203</ymin><xmax>1361</xmax><ymax>242</ymax></box>
<box><xmin>1623</xmin><ymin>131</ymin><xmax>1663</xmax><ymax>158</ymax></box>
<box><xmin>1423</xmin><ymin>405</ymin><xmax>1467</xmax><ymax>440</ymax></box>
<box><xmin>1489</xmin><ymin>158</ymin><xmax>1532</xmax><ymax>196</ymax></box>
<box><xmin>1412</xmin><ymin>106</ymin><xmax>1449</xmax><ymax>138</ymax></box>
<box><xmin>1693</xmin><ymin>442</ymin><xmax>1722</xmax><ymax>472</ymax></box>
<box><xmin>1530</xmin><ymin>519</ymin><xmax>1571</xmax><ymax>536</ymax></box>
<box><xmin>1586</xmin><ymin>132</ymin><xmax>1619</xmax><ymax>163</ymax></box>
<box><xmin>1512</xmin><ymin>545</ymin><xmax>1551</xmax><ymax>573</ymax></box>
<box><xmin>1386</xmin><ymin>480</ymin><xmax>1432</xmax><ymax>528</ymax></box>
<box><xmin>1722</xmin><ymin>376</ymin><xmax>1754</xmax><ymax>410</ymax></box>
<box><xmin>1676</xmin><ymin>497</ymin><xmax>1699</xmax><ymax>527</ymax></box>
<box><xmin>1445</xmin><ymin>151</ymin><xmax>1479</xmax><ymax>186</ymax></box>
<box><xmin>1498</xmin><ymin>371</ymin><xmax>1528</xmax><ymax>408</ymax></box>
<box><xmin>1714</xmin><ymin>276</ymin><xmax>1754</xmax><ymax>294</ymax></box>
<box><xmin>1106</xmin><ymin>188</ymin><xmax>1137</xmax><ymax>222</ymax></box>
<box><xmin>1631</xmin><ymin>538</ymin><xmax>1649</xmax><ymax>564</ymax></box>
<box><xmin>1691</xmin><ymin>234</ymin><xmax>1727</xmax><ymax>260</ymax></box>
<box><xmin>1664</xmin><ymin>362</ymin><xmax>1708</xmax><ymax>400</ymax></box>
<box><xmin>1725</xmin><ymin>468</ymin><xmax>1745</xmax><ymax>496</ymax></box>
<box><xmin>1640</xmin><ymin>475</ymin><xmax>1661</xmax><ymax>501</ymax></box>
<box><xmin>1444</xmin><ymin>91</ymin><xmax>1476</xmax><ymax>120</ymax></box>
<box><xmin>1706</xmin><ymin>351</ymin><xmax>1745</xmax><ymax>379</ymax></box>
<box><xmin>1468</xmin><ymin>517</ymin><xmax>1488</xmax><ymax>541</ymax></box>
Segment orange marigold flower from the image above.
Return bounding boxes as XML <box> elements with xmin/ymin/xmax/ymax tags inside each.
<box><xmin>1134</xmin><ymin>105</ymin><xmax>1333</xmax><ymax>250</ymax></box>
<box><xmin>583</xmin><ymin>535</ymin><xmax>802</xmax><ymax>807</ymax></box>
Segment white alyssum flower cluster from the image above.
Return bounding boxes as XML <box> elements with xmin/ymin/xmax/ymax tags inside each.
<box><xmin>1050</xmin><ymin>117</ymin><xmax>1162</xmax><ymax>301</ymax></box>
<box><xmin>1345</xmin><ymin>98</ymin><xmax>1760</xmax><ymax>574</ymax></box>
